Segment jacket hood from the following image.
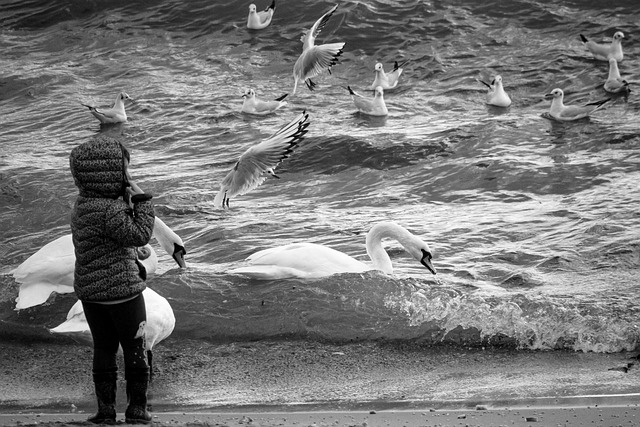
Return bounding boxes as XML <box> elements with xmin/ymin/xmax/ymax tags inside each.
<box><xmin>70</xmin><ymin>135</ymin><xmax>130</xmax><ymax>198</ymax></box>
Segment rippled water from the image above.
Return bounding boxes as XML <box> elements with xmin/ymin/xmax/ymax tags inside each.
<box><xmin>1</xmin><ymin>0</ymin><xmax>639</xmax><ymax>354</ymax></box>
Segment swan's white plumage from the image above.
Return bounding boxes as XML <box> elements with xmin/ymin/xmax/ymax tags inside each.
<box><xmin>12</xmin><ymin>234</ymin><xmax>75</xmax><ymax>310</ymax></box>
<box><xmin>50</xmin><ymin>288</ymin><xmax>175</xmax><ymax>352</ymax></box>
<box><xmin>12</xmin><ymin>217</ymin><xmax>185</xmax><ymax>310</ymax></box>
<box><xmin>229</xmin><ymin>222</ymin><xmax>436</xmax><ymax>279</ymax></box>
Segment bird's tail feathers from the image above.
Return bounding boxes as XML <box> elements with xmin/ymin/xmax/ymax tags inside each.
<box><xmin>476</xmin><ymin>78</ymin><xmax>491</xmax><ymax>89</ymax></box>
<box><xmin>393</xmin><ymin>59</ymin><xmax>409</xmax><ymax>71</ymax></box>
<box><xmin>579</xmin><ymin>34</ymin><xmax>588</xmax><ymax>43</ymax></box>
<box><xmin>275</xmin><ymin>93</ymin><xmax>288</xmax><ymax>102</ymax></box>
<box><xmin>587</xmin><ymin>98</ymin><xmax>611</xmax><ymax>110</ymax></box>
<box><xmin>213</xmin><ymin>189</ymin><xmax>228</xmax><ymax>209</ymax></box>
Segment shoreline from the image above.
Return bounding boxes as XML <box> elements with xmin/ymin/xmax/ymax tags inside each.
<box><xmin>3</xmin><ymin>337</ymin><xmax>640</xmax><ymax>425</ymax></box>
<box><xmin>3</xmin><ymin>405</ymin><xmax>640</xmax><ymax>427</ymax></box>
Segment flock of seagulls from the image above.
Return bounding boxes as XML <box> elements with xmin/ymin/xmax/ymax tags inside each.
<box><xmin>78</xmin><ymin>5</ymin><xmax>631</xmax><ymax>206</ymax></box>
<box><xmin>18</xmin><ymin>3</ymin><xmax>631</xmax><ymax>357</ymax></box>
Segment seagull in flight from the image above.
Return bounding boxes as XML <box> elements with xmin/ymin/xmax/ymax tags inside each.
<box><xmin>213</xmin><ymin>111</ymin><xmax>310</xmax><ymax>208</ymax></box>
<box><xmin>292</xmin><ymin>4</ymin><xmax>345</xmax><ymax>95</ymax></box>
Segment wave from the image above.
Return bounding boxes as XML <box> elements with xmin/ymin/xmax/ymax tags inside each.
<box><xmin>3</xmin><ymin>268</ymin><xmax>637</xmax><ymax>353</ymax></box>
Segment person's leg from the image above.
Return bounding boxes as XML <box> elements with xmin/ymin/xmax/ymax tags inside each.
<box><xmin>110</xmin><ymin>293</ymin><xmax>151</xmax><ymax>424</ymax></box>
<box><xmin>82</xmin><ymin>301</ymin><xmax>119</xmax><ymax>424</ymax></box>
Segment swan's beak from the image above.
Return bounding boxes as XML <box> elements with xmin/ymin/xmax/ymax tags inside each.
<box><xmin>172</xmin><ymin>244</ymin><xmax>187</xmax><ymax>268</ymax></box>
<box><xmin>420</xmin><ymin>249</ymin><xmax>436</xmax><ymax>275</ymax></box>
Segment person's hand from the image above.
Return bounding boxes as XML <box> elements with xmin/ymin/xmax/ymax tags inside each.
<box><xmin>126</xmin><ymin>179</ymin><xmax>145</xmax><ymax>197</ymax></box>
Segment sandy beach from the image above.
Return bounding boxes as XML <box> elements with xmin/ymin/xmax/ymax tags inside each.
<box><xmin>2</xmin><ymin>334</ymin><xmax>640</xmax><ymax>426</ymax></box>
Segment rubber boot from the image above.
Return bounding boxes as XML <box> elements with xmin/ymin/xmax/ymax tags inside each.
<box><xmin>124</xmin><ymin>370</ymin><xmax>152</xmax><ymax>424</ymax></box>
<box><xmin>87</xmin><ymin>370</ymin><xmax>117</xmax><ymax>424</ymax></box>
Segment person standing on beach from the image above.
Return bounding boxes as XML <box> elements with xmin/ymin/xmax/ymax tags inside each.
<box><xmin>69</xmin><ymin>135</ymin><xmax>155</xmax><ymax>424</ymax></box>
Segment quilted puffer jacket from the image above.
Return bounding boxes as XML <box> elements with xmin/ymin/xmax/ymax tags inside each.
<box><xmin>69</xmin><ymin>135</ymin><xmax>155</xmax><ymax>302</ymax></box>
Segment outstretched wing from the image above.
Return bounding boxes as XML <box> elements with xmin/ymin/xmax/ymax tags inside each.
<box><xmin>305</xmin><ymin>4</ymin><xmax>339</xmax><ymax>46</ymax></box>
<box><xmin>214</xmin><ymin>111</ymin><xmax>310</xmax><ymax>206</ymax></box>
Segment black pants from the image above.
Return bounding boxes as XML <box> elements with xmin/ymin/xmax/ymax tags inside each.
<box><xmin>82</xmin><ymin>293</ymin><xmax>149</xmax><ymax>379</ymax></box>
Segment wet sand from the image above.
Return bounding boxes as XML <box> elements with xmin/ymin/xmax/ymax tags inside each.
<box><xmin>2</xmin><ymin>335</ymin><xmax>640</xmax><ymax>426</ymax></box>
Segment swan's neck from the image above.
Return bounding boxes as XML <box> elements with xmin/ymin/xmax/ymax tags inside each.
<box><xmin>365</xmin><ymin>222</ymin><xmax>413</xmax><ymax>274</ymax></box>
<box><xmin>152</xmin><ymin>217</ymin><xmax>182</xmax><ymax>256</ymax></box>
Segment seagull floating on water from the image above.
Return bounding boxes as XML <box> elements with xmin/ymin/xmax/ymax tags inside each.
<box><xmin>213</xmin><ymin>111</ymin><xmax>310</xmax><ymax>208</ymax></box>
<box><xmin>50</xmin><ymin>287</ymin><xmax>175</xmax><ymax>378</ymax></box>
<box><xmin>544</xmin><ymin>88</ymin><xmax>610</xmax><ymax>122</ymax></box>
<box><xmin>229</xmin><ymin>221</ymin><xmax>436</xmax><ymax>280</ymax></box>
<box><xmin>347</xmin><ymin>85</ymin><xmax>388</xmax><ymax>116</ymax></box>
<box><xmin>478</xmin><ymin>75</ymin><xmax>512</xmax><ymax>107</ymax></box>
<box><xmin>579</xmin><ymin>31</ymin><xmax>624</xmax><ymax>62</ymax></box>
<box><xmin>81</xmin><ymin>91</ymin><xmax>133</xmax><ymax>124</ymax></box>
<box><xmin>241</xmin><ymin>89</ymin><xmax>288</xmax><ymax>115</ymax></box>
<box><xmin>247</xmin><ymin>0</ymin><xmax>275</xmax><ymax>30</ymax></box>
<box><xmin>370</xmin><ymin>61</ymin><xmax>406</xmax><ymax>90</ymax></box>
<box><xmin>604</xmin><ymin>58</ymin><xmax>630</xmax><ymax>94</ymax></box>
<box><xmin>11</xmin><ymin>217</ymin><xmax>187</xmax><ymax>310</ymax></box>
<box><xmin>292</xmin><ymin>4</ymin><xmax>345</xmax><ymax>95</ymax></box>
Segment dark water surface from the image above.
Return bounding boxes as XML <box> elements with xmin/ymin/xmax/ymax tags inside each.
<box><xmin>1</xmin><ymin>0</ymin><xmax>639</xmax><ymax>363</ymax></box>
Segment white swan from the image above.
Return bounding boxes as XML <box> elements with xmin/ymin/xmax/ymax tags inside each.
<box><xmin>229</xmin><ymin>222</ymin><xmax>436</xmax><ymax>279</ymax></box>
<box><xmin>50</xmin><ymin>287</ymin><xmax>175</xmax><ymax>377</ymax></box>
<box><xmin>12</xmin><ymin>216</ymin><xmax>187</xmax><ymax>310</ymax></box>
<box><xmin>81</xmin><ymin>92</ymin><xmax>134</xmax><ymax>124</ymax></box>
